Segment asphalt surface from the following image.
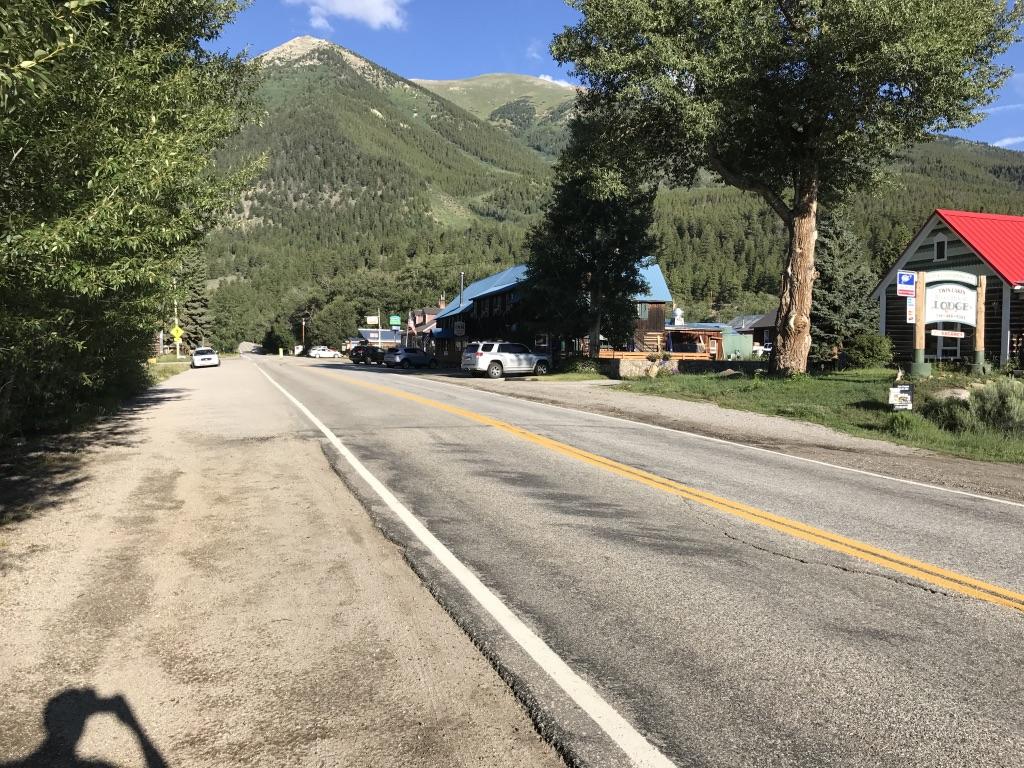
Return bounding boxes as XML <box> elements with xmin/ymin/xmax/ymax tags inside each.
<box><xmin>254</xmin><ymin>356</ymin><xmax>1024</xmax><ymax>768</ymax></box>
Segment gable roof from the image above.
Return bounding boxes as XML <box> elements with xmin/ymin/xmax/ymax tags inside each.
<box><xmin>435</xmin><ymin>261</ymin><xmax>673</xmax><ymax>320</ymax></box>
<box><xmin>934</xmin><ymin>209</ymin><xmax>1024</xmax><ymax>286</ymax></box>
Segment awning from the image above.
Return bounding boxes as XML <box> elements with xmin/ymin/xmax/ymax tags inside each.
<box><xmin>431</xmin><ymin>327</ymin><xmax>455</xmax><ymax>339</ymax></box>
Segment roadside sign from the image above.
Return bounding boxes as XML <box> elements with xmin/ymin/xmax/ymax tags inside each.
<box><xmin>391</xmin><ymin>325</ymin><xmax>400</xmax><ymax>331</ymax></box>
<box><xmin>888</xmin><ymin>383</ymin><xmax>914</xmax><ymax>411</ymax></box>
<box><xmin>453</xmin><ymin>321</ymin><xmax>466</xmax><ymax>337</ymax></box>
<box><xmin>930</xmin><ymin>329</ymin><xmax>966</xmax><ymax>339</ymax></box>
<box><xmin>905</xmin><ymin>297</ymin><xmax>916</xmax><ymax>324</ymax></box>
<box><xmin>388</xmin><ymin>314</ymin><xmax>401</xmax><ymax>326</ymax></box>
<box><xmin>170</xmin><ymin>325</ymin><xmax>183</xmax><ymax>340</ymax></box>
<box><xmin>366</xmin><ymin>315</ymin><xmax>379</xmax><ymax>325</ymax></box>
<box><xmin>896</xmin><ymin>270</ymin><xmax>916</xmax><ymax>298</ymax></box>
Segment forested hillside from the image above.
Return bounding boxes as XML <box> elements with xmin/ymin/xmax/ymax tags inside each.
<box><xmin>206</xmin><ymin>37</ymin><xmax>1024</xmax><ymax>349</ymax></box>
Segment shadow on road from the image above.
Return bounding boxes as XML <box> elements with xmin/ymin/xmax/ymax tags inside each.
<box><xmin>1</xmin><ymin>688</ymin><xmax>168</xmax><ymax>768</ymax></box>
<box><xmin>310</xmin><ymin>360</ymin><xmax>471</xmax><ymax>379</ymax></box>
<box><xmin>0</xmin><ymin>388</ymin><xmax>186</xmax><ymax>529</ymax></box>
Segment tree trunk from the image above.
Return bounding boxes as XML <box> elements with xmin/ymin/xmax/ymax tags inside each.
<box><xmin>770</xmin><ymin>184</ymin><xmax>819</xmax><ymax>376</ymax></box>
<box><xmin>588</xmin><ymin>316</ymin><xmax>602</xmax><ymax>360</ymax></box>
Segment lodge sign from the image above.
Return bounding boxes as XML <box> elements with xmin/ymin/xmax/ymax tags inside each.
<box><xmin>925</xmin><ymin>279</ymin><xmax>977</xmax><ymax>327</ymax></box>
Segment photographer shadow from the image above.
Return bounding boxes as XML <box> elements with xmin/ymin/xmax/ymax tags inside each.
<box><xmin>3</xmin><ymin>688</ymin><xmax>168</xmax><ymax>768</ymax></box>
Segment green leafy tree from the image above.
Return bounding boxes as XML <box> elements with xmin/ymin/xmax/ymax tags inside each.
<box><xmin>554</xmin><ymin>0</ymin><xmax>1022</xmax><ymax>374</ymax></box>
<box><xmin>0</xmin><ymin>0</ymin><xmax>259</xmax><ymax>436</ymax></box>
<box><xmin>177</xmin><ymin>250</ymin><xmax>213</xmax><ymax>350</ymax></box>
<box><xmin>810</xmin><ymin>218</ymin><xmax>879</xmax><ymax>365</ymax></box>
<box><xmin>311</xmin><ymin>298</ymin><xmax>358</xmax><ymax>348</ymax></box>
<box><xmin>526</xmin><ymin>106</ymin><xmax>657</xmax><ymax>356</ymax></box>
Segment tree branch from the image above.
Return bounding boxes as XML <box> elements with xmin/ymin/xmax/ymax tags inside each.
<box><xmin>707</xmin><ymin>153</ymin><xmax>793</xmax><ymax>223</ymax></box>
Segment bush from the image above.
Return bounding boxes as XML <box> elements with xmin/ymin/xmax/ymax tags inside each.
<box><xmin>970</xmin><ymin>378</ymin><xmax>1024</xmax><ymax>433</ymax></box>
<box><xmin>844</xmin><ymin>333</ymin><xmax>893</xmax><ymax>369</ymax></box>
<box><xmin>921</xmin><ymin>397</ymin><xmax>982</xmax><ymax>433</ymax></box>
<box><xmin>559</xmin><ymin>357</ymin><xmax>601</xmax><ymax>374</ymax></box>
<box><xmin>646</xmin><ymin>352</ymin><xmax>660</xmax><ymax>362</ymax></box>
<box><xmin>886</xmin><ymin>411</ymin><xmax>930</xmax><ymax>440</ymax></box>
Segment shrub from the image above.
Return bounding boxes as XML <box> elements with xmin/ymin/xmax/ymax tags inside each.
<box><xmin>921</xmin><ymin>397</ymin><xmax>982</xmax><ymax>433</ymax></box>
<box><xmin>646</xmin><ymin>352</ymin><xmax>660</xmax><ymax>362</ymax></box>
<box><xmin>886</xmin><ymin>411</ymin><xmax>930</xmax><ymax>440</ymax></box>
<box><xmin>844</xmin><ymin>333</ymin><xmax>893</xmax><ymax>369</ymax></box>
<box><xmin>559</xmin><ymin>356</ymin><xmax>601</xmax><ymax>374</ymax></box>
<box><xmin>660</xmin><ymin>351</ymin><xmax>672</xmax><ymax>361</ymax></box>
<box><xmin>970</xmin><ymin>378</ymin><xmax>1024</xmax><ymax>433</ymax></box>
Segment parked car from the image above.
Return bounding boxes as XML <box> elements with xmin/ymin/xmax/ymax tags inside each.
<box><xmin>191</xmin><ymin>347</ymin><xmax>220</xmax><ymax>369</ymax></box>
<box><xmin>308</xmin><ymin>345</ymin><xmax>342</xmax><ymax>358</ymax></box>
<box><xmin>461</xmin><ymin>341</ymin><xmax>550</xmax><ymax>379</ymax></box>
<box><xmin>350</xmin><ymin>345</ymin><xmax>385</xmax><ymax>365</ymax></box>
<box><xmin>384</xmin><ymin>347</ymin><xmax>438</xmax><ymax>369</ymax></box>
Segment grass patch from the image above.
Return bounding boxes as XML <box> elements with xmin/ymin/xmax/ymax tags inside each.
<box><xmin>148</xmin><ymin>362</ymin><xmax>189</xmax><ymax>384</ymax></box>
<box><xmin>542</xmin><ymin>371</ymin><xmax>610</xmax><ymax>382</ymax></box>
<box><xmin>619</xmin><ymin>368</ymin><xmax>1024</xmax><ymax>463</ymax></box>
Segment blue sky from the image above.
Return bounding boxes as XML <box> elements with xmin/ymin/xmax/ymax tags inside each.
<box><xmin>216</xmin><ymin>0</ymin><xmax>1024</xmax><ymax>149</ymax></box>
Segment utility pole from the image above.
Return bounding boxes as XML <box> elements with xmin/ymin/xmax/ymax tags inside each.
<box><xmin>301</xmin><ymin>316</ymin><xmax>306</xmax><ymax>349</ymax></box>
<box><xmin>377</xmin><ymin>306</ymin><xmax>382</xmax><ymax>349</ymax></box>
<box><xmin>173</xmin><ymin>277</ymin><xmax>181</xmax><ymax>360</ymax></box>
<box><xmin>460</xmin><ymin>271</ymin><xmax>465</xmax><ymax>308</ymax></box>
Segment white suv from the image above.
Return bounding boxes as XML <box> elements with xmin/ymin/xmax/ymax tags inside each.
<box><xmin>308</xmin><ymin>345</ymin><xmax>341</xmax><ymax>358</ymax></box>
<box><xmin>462</xmin><ymin>341</ymin><xmax>551</xmax><ymax>379</ymax></box>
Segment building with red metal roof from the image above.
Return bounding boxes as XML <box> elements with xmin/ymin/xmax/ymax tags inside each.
<box><xmin>873</xmin><ymin>209</ymin><xmax>1024</xmax><ymax>367</ymax></box>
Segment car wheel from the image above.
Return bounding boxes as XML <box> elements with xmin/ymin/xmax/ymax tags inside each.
<box><xmin>534</xmin><ymin>360</ymin><xmax>549</xmax><ymax>375</ymax></box>
<box><xmin>429</xmin><ymin>359</ymin><xmax>438</xmax><ymax>369</ymax></box>
<box><xmin>401</xmin><ymin>360</ymin><xmax>411</xmax><ymax>370</ymax></box>
<box><xmin>486</xmin><ymin>362</ymin><xmax>503</xmax><ymax>379</ymax></box>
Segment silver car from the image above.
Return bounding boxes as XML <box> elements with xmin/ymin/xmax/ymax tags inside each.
<box><xmin>191</xmin><ymin>347</ymin><xmax>220</xmax><ymax>368</ymax></box>
<box><xmin>461</xmin><ymin>341</ymin><xmax>550</xmax><ymax>379</ymax></box>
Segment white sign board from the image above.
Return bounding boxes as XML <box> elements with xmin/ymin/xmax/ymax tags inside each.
<box><xmin>896</xmin><ymin>270</ymin><xmax>916</xmax><ymax>298</ymax></box>
<box><xmin>930</xmin><ymin>329</ymin><xmax>966</xmax><ymax>339</ymax></box>
<box><xmin>925</xmin><ymin>283</ymin><xmax>976</xmax><ymax>327</ymax></box>
<box><xmin>366</xmin><ymin>315</ymin><xmax>379</xmax><ymax>325</ymax></box>
<box><xmin>453</xmin><ymin>321</ymin><xmax>466</xmax><ymax>337</ymax></box>
<box><xmin>906</xmin><ymin>297</ymin><xmax>916</xmax><ymax>324</ymax></box>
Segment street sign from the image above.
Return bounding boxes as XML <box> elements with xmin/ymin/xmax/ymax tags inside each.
<box><xmin>453</xmin><ymin>321</ymin><xmax>466</xmax><ymax>337</ymax></box>
<box><xmin>906</xmin><ymin>297</ymin><xmax>916</xmax><ymax>324</ymax></box>
<box><xmin>888</xmin><ymin>383</ymin><xmax>914</xmax><ymax>411</ymax></box>
<box><xmin>170</xmin><ymin>325</ymin><xmax>183</xmax><ymax>340</ymax></box>
<box><xmin>366</xmin><ymin>315</ymin><xmax>379</xmax><ymax>325</ymax></box>
<box><xmin>391</xmin><ymin>325</ymin><xmax>400</xmax><ymax>331</ymax></box>
<box><xmin>388</xmin><ymin>314</ymin><xmax>401</xmax><ymax>326</ymax></box>
<box><xmin>930</xmin><ymin>329</ymin><xmax>966</xmax><ymax>339</ymax></box>
<box><xmin>896</xmin><ymin>270</ymin><xmax>916</xmax><ymax>298</ymax></box>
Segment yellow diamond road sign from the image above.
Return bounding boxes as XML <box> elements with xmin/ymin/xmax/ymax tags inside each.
<box><xmin>171</xmin><ymin>325</ymin><xmax>183</xmax><ymax>340</ymax></box>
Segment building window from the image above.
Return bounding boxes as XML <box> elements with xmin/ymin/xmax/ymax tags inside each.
<box><xmin>637</xmin><ymin>303</ymin><xmax>650</xmax><ymax>320</ymax></box>
<box><xmin>934</xmin><ymin>236</ymin><xmax>947</xmax><ymax>262</ymax></box>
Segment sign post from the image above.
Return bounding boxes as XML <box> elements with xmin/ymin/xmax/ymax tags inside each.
<box><xmin>973</xmin><ymin>276</ymin><xmax>987</xmax><ymax>375</ymax></box>
<box><xmin>912</xmin><ymin>271</ymin><xmax>930</xmax><ymax>378</ymax></box>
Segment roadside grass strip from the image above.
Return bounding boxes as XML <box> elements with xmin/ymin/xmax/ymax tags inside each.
<box><xmin>318</xmin><ymin>368</ymin><xmax>1024</xmax><ymax>615</ymax></box>
<box><xmin>256</xmin><ymin>365</ymin><xmax>677</xmax><ymax>768</ymax></box>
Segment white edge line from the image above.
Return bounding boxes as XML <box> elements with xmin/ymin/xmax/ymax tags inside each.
<box><xmin>253</xmin><ymin>363</ymin><xmax>676</xmax><ymax>768</ymax></box>
<box><xmin>393</xmin><ymin>372</ymin><xmax>1024</xmax><ymax>512</ymax></box>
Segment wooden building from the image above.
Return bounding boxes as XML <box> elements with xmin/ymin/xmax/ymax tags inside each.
<box><xmin>872</xmin><ymin>209</ymin><xmax>1024</xmax><ymax>366</ymax></box>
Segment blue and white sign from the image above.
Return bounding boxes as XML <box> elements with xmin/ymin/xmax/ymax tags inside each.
<box><xmin>896</xmin><ymin>270</ymin><xmax>916</xmax><ymax>298</ymax></box>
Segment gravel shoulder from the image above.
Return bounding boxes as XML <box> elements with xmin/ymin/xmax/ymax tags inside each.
<box><xmin>0</xmin><ymin>360</ymin><xmax>562</xmax><ymax>767</ymax></box>
<box><xmin>429</xmin><ymin>375</ymin><xmax>1024</xmax><ymax>504</ymax></box>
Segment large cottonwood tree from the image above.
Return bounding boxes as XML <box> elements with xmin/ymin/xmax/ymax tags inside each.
<box><xmin>554</xmin><ymin>0</ymin><xmax>1022</xmax><ymax>374</ymax></box>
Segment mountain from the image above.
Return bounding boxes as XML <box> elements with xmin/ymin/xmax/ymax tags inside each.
<box><xmin>204</xmin><ymin>36</ymin><xmax>1024</xmax><ymax>348</ymax></box>
<box><xmin>414</xmin><ymin>73</ymin><xmax>576</xmax><ymax>158</ymax></box>
<box><xmin>206</xmin><ymin>37</ymin><xmax>553</xmax><ymax>348</ymax></box>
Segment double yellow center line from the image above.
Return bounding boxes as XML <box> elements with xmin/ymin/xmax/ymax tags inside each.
<box><xmin>317</xmin><ymin>368</ymin><xmax>1024</xmax><ymax>614</ymax></box>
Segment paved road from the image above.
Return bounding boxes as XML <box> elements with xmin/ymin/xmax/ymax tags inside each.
<box><xmin>253</xmin><ymin>356</ymin><xmax>1024</xmax><ymax>768</ymax></box>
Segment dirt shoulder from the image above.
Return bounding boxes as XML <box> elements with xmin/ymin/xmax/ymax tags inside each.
<box><xmin>0</xmin><ymin>360</ymin><xmax>562</xmax><ymax>767</ymax></box>
<box><xmin>429</xmin><ymin>375</ymin><xmax>1024</xmax><ymax>504</ymax></box>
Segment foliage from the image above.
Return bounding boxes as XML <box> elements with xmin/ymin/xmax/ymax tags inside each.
<box><xmin>558</xmin><ymin>356</ymin><xmax>601</xmax><ymax>374</ymax></box>
<box><xmin>553</xmin><ymin>0</ymin><xmax>1023</xmax><ymax>373</ymax></box>
<box><xmin>177</xmin><ymin>250</ymin><xmax>213</xmax><ymax>350</ymax></box>
<box><xmin>311</xmin><ymin>297</ymin><xmax>358</xmax><ymax>348</ymax></box>
<box><xmin>970</xmin><ymin>378</ymin><xmax>1024</xmax><ymax>433</ymax></box>
<box><xmin>0</xmin><ymin>0</ymin><xmax>259</xmax><ymax>437</ymax></box>
<box><xmin>810</xmin><ymin>218</ymin><xmax>879</xmax><ymax>363</ymax></box>
<box><xmin>524</xmin><ymin>104</ymin><xmax>658</xmax><ymax>353</ymax></box>
<box><xmin>920</xmin><ymin>398</ymin><xmax>982</xmax><ymax>434</ymax></box>
<box><xmin>843</xmin><ymin>333</ymin><xmax>894</xmax><ymax>369</ymax></box>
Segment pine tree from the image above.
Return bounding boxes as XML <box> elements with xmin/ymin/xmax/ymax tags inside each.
<box><xmin>178</xmin><ymin>250</ymin><xmax>213</xmax><ymax>349</ymax></box>
<box><xmin>810</xmin><ymin>219</ymin><xmax>880</xmax><ymax>365</ymax></box>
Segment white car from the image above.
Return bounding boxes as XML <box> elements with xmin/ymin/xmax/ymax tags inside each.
<box><xmin>308</xmin><ymin>345</ymin><xmax>342</xmax><ymax>358</ymax></box>
<box><xmin>461</xmin><ymin>341</ymin><xmax>550</xmax><ymax>378</ymax></box>
<box><xmin>191</xmin><ymin>347</ymin><xmax>220</xmax><ymax>368</ymax></box>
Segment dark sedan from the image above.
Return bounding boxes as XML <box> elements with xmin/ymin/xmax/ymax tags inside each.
<box><xmin>349</xmin><ymin>345</ymin><xmax>385</xmax><ymax>365</ymax></box>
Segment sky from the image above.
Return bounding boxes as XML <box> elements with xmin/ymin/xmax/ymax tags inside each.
<box><xmin>215</xmin><ymin>0</ymin><xmax>1024</xmax><ymax>149</ymax></box>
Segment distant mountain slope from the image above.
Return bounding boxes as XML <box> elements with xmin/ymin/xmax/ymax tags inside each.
<box><xmin>206</xmin><ymin>37</ymin><xmax>552</xmax><ymax>347</ymax></box>
<box><xmin>414</xmin><ymin>73</ymin><xmax>576</xmax><ymax>158</ymax></box>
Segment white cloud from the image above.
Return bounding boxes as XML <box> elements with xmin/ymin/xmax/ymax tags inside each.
<box><xmin>981</xmin><ymin>103</ymin><xmax>1024</xmax><ymax>114</ymax></box>
<box><xmin>538</xmin><ymin>74</ymin><xmax>575</xmax><ymax>89</ymax></box>
<box><xmin>285</xmin><ymin>0</ymin><xmax>410</xmax><ymax>31</ymax></box>
<box><xmin>526</xmin><ymin>40</ymin><xmax>544</xmax><ymax>61</ymax></box>
<box><xmin>992</xmin><ymin>135</ymin><xmax>1024</xmax><ymax>148</ymax></box>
